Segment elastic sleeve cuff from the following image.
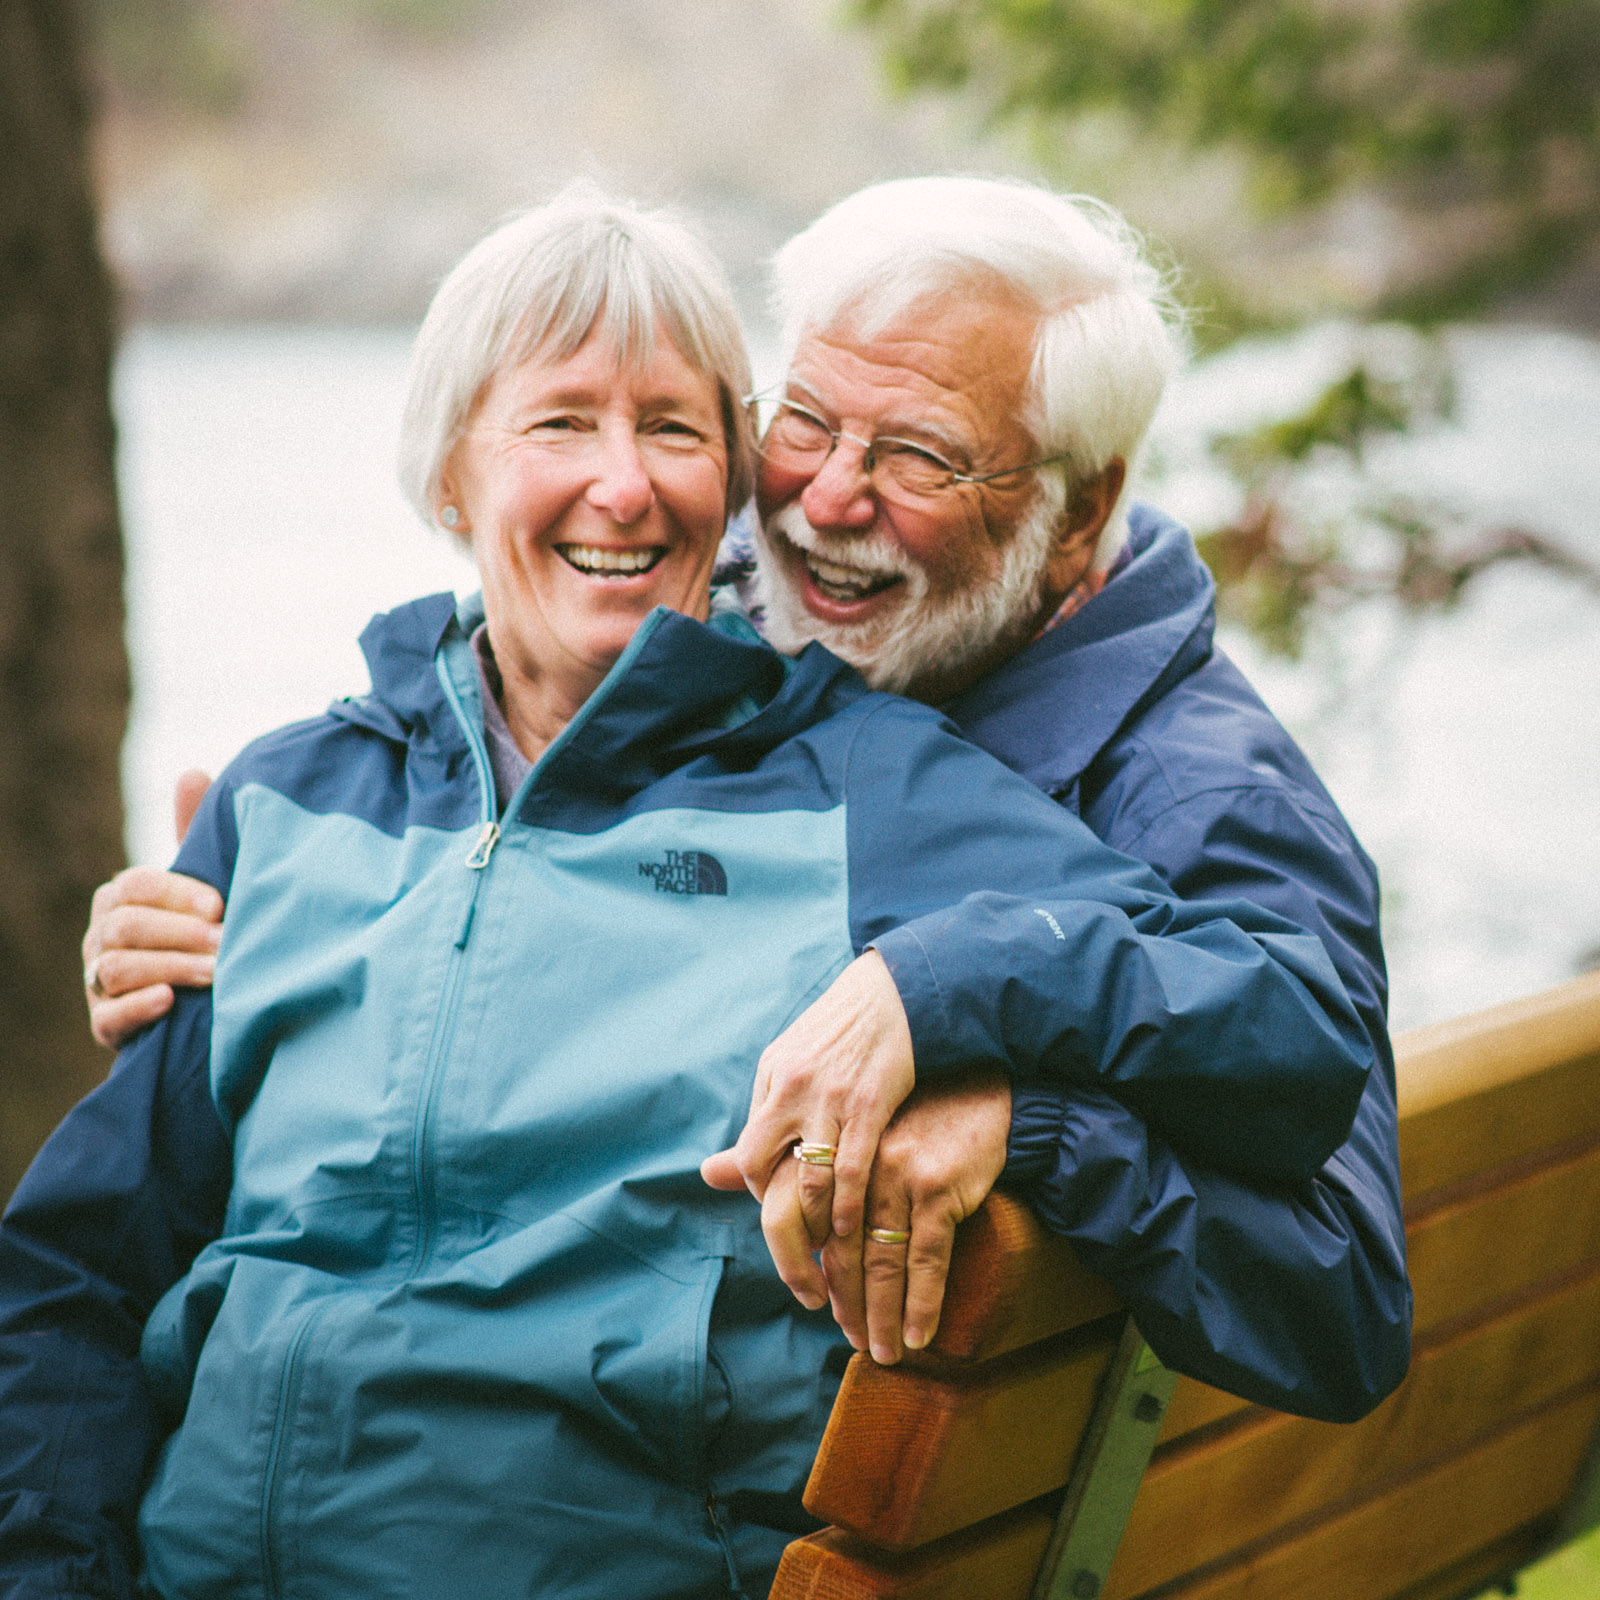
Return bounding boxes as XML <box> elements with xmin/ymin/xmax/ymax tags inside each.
<box><xmin>1003</xmin><ymin>1084</ymin><xmax>1072</xmax><ymax>1184</ymax></box>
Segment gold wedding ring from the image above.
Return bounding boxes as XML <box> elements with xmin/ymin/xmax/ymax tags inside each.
<box><xmin>866</xmin><ymin>1226</ymin><xmax>911</xmax><ymax>1245</ymax></box>
<box><xmin>794</xmin><ymin>1141</ymin><xmax>837</xmax><ymax>1166</ymax></box>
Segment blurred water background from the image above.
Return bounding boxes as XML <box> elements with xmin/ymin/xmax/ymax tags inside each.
<box><xmin>114</xmin><ymin>319</ymin><xmax>1600</xmax><ymax>1034</ymax></box>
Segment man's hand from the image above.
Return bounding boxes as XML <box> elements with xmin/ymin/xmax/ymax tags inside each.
<box><xmin>84</xmin><ymin>770</ymin><xmax>221</xmax><ymax>1049</ymax></box>
<box><xmin>822</xmin><ymin>1074</ymin><xmax>1011</xmax><ymax>1364</ymax></box>
<box><xmin>701</xmin><ymin>950</ymin><xmax>916</xmax><ymax>1247</ymax></box>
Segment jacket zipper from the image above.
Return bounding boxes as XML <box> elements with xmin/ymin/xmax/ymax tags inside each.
<box><xmin>408</xmin><ymin>659</ymin><xmax>505</xmax><ymax>1275</ymax></box>
<box><xmin>704</xmin><ymin>1493</ymin><xmax>750</xmax><ymax>1599</ymax></box>
<box><xmin>259</xmin><ymin>1302</ymin><xmax>327</xmax><ymax>1600</ymax></box>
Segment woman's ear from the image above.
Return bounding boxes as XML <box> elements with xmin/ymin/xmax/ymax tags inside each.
<box><xmin>1044</xmin><ymin>457</ymin><xmax>1126</xmax><ymax>596</ymax></box>
<box><xmin>435</xmin><ymin>456</ymin><xmax>471</xmax><ymax>539</ymax></box>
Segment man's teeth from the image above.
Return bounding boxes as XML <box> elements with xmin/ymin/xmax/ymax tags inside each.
<box><xmin>558</xmin><ymin>545</ymin><xmax>665</xmax><ymax>575</ymax></box>
<box><xmin>805</xmin><ymin>554</ymin><xmax>901</xmax><ymax>601</ymax></box>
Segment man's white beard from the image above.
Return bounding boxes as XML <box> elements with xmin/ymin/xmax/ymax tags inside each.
<box><xmin>750</xmin><ymin>496</ymin><xmax>1059</xmax><ymax>697</ymax></box>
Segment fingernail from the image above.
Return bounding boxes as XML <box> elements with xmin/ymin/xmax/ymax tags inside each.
<box><xmin>207</xmin><ymin>928</ymin><xmax>223</xmax><ymax>950</ymax></box>
<box><xmin>904</xmin><ymin>1326</ymin><xmax>926</xmax><ymax>1350</ymax></box>
<box><xmin>797</xmin><ymin>1291</ymin><xmax>826</xmax><ymax>1311</ymax></box>
<box><xmin>870</xmin><ymin>1342</ymin><xmax>899</xmax><ymax>1366</ymax></box>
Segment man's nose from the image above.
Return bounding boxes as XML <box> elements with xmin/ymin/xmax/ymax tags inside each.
<box><xmin>584</xmin><ymin>427</ymin><xmax>655</xmax><ymax>524</ymax></box>
<box><xmin>798</xmin><ymin>437</ymin><xmax>878</xmax><ymax>532</ymax></box>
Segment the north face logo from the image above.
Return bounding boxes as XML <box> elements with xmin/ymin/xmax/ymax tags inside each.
<box><xmin>637</xmin><ymin>850</ymin><xmax>728</xmax><ymax>895</ymax></box>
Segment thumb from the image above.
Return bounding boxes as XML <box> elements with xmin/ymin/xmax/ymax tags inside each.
<box><xmin>700</xmin><ymin>1148</ymin><xmax>747</xmax><ymax>1191</ymax></box>
<box><xmin>174</xmin><ymin>769</ymin><xmax>213</xmax><ymax>845</ymax></box>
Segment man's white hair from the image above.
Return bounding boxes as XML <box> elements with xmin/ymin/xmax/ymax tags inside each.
<box><xmin>770</xmin><ymin>176</ymin><xmax>1183</xmax><ymax>569</ymax></box>
<box><xmin>398</xmin><ymin>181</ymin><xmax>753</xmax><ymax>532</ymax></box>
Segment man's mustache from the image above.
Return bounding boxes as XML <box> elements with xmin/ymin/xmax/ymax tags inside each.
<box><xmin>764</xmin><ymin>506</ymin><xmax>921</xmax><ymax>590</ymax></box>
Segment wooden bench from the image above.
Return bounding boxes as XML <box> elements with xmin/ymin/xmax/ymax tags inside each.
<box><xmin>772</xmin><ymin>968</ymin><xmax>1600</xmax><ymax>1600</ymax></box>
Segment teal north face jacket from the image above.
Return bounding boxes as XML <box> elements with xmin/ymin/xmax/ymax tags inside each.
<box><xmin>0</xmin><ymin>590</ymin><xmax>1370</xmax><ymax>1600</ymax></box>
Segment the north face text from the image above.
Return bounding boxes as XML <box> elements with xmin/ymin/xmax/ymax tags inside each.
<box><xmin>637</xmin><ymin>850</ymin><xmax>728</xmax><ymax>895</ymax></box>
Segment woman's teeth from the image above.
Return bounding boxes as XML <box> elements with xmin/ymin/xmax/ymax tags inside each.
<box><xmin>558</xmin><ymin>545</ymin><xmax>665</xmax><ymax>575</ymax></box>
<box><xmin>805</xmin><ymin>553</ymin><xmax>902</xmax><ymax>602</ymax></box>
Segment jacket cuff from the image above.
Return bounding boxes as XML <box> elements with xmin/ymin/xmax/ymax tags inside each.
<box><xmin>867</xmin><ymin>924</ymin><xmax>949</xmax><ymax>1080</ymax></box>
<box><xmin>1004</xmin><ymin>1084</ymin><xmax>1071</xmax><ymax>1184</ymax></box>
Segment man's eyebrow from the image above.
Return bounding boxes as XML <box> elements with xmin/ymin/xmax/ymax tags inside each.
<box><xmin>784</xmin><ymin>376</ymin><xmax>969</xmax><ymax>459</ymax></box>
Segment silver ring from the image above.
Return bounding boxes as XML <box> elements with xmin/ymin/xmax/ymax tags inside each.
<box><xmin>794</xmin><ymin>1141</ymin><xmax>837</xmax><ymax>1167</ymax></box>
<box><xmin>84</xmin><ymin>959</ymin><xmax>106</xmax><ymax>1000</ymax></box>
<box><xmin>866</xmin><ymin>1226</ymin><xmax>911</xmax><ymax>1246</ymax></box>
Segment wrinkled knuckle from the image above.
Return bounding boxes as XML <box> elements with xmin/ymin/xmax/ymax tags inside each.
<box><xmin>93</xmin><ymin>949</ymin><xmax>128</xmax><ymax>993</ymax></box>
<box><xmin>878</xmin><ymin>1123</ymin><xmax>915</xmax><ymax>1161</ymax></box>
<box><xmin>122</xmin><ymin>866</ymin><xmax>161</xmax><ymax>899</ymax></box>
<box><xmin>100</xmin><ymin>904</ymin><xmax>139</xmax><ymax>948</ymax></box>
<box><xmin>831</xmin><ymin>1151</ymin><xmax>867</xmax><ymax>1188</ymax></box>
<box><xmin>796</xmin><ymin>1165</ymin><xmax>834</xmax><ymax>1198</ymax></box>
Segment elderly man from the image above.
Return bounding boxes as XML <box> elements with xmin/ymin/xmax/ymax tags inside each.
<box><xmin>82</xmin><ymin>178</ymin><xmax>1407</xmax><ymax>1423</ymax></box>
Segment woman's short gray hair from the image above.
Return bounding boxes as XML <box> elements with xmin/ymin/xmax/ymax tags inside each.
<box><xmin>398</xmin><ymin>182</ymin><xmax>754</xmax><ymax>529</ymax></box>
<box><xmin>770</xmin><ymin>177</ymin><xmax>1185</xmax><ymax>569</ymax></box>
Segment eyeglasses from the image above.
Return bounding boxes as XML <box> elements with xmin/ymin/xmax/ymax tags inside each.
<box><xmin>744</xmin><ymin>390</ymin><xmax>1068</xmax><ymax>503</ymax></box>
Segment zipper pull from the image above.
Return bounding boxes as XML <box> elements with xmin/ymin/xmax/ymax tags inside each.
<box><xmin>464</xmin><ymin>820</ymin><xmax>500</xmax><ymax>870</ymax></box>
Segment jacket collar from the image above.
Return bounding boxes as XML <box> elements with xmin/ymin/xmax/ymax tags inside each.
<box><xmin>343</xmin><ymin>588</ymin><xmax>865</xmax><ymax>802</ymax></box>
<box><xmin>941</xmin><ymin>504</ymin><xmax>1216</xmax><ymax>798</ymax></box>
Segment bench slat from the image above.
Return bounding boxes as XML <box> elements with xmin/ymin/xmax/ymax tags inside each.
<box><xmin>1157</xmin><ymin>1375</ymin><xmax>1252</xmax><ymax>1445</ymax></box>
<box><xmin>1398</xmin><ymin>971</ymin><xmax>1600</xmax><ymax>1202</ymax></box>
<box><xmin>1407</xmin><ymin>1134</ymin><xmax>1600</xmax><ymax>1336</ymax></box>
<box><xmin>1117</xmin><ymin>1387</ymin><xmax>1600</xmax><ymax>1600</ymax></box>
<box><xmin>772</xmin><ymin>1502</ymin><xmax>1056</xmax><ymax>1600</ymax></box>
<box><xmin>926</xmin><ymin>1193</ymin><xmax>1121</xmax><ymax>1363</ymax></box>
<box><xmin>803</xmin><ymin>1324</ymin><xmax>1119</xmax><ymax>1549</ymax></box>
<box><xmin>1105</xmin><ymin>1266</ymin><xmax>1600</xmax><ymax>1595</ymax></box>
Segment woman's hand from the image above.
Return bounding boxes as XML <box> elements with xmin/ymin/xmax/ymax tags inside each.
<box><xmin>83</xmin><ymin>770</ymin><xmax>221</xmax><ymax>1049</ymax></box>
<box><xmin>700</xmin><ymin>950</ymin><xmax>916</xmax><ymax>1246</ymax></box>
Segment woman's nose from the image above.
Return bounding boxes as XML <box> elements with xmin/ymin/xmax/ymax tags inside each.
<box><xmin>584</xmin><ymin>427</ymin><xmax>655</xmax><ymax>524</ymax></box>
<box><xmin>798</xmin><ymin>437</ymin><xmax>877</xmax><ymax>532</ymax></box>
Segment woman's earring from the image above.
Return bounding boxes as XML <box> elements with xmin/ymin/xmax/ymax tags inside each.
<box><xmin>440</xmin><ymin>505</ymin><xmax>460</xmax><ymax>529</ymax></box>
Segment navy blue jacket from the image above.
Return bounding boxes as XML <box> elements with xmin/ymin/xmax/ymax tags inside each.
<box><xmin>946</xmin><ymin>505</ymin><xmax>1410</xmax><ymax>1421</ymax></box>
<box><xmin>0</xmin><ymin>588</ymin><xmax>1375</xmax><ymax>1599</ymax></box>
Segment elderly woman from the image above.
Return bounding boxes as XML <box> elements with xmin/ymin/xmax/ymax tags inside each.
<box><xmin>0</xmin><ymin>188</ymin><xmax>1373</xmax><ymax>1600</ymax></box>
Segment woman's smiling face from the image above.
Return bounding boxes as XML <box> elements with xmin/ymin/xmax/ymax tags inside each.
<box><xmin>440</xmin><ymin>326</ymin><xmax>730</xmax><ymax>721</ymax></box>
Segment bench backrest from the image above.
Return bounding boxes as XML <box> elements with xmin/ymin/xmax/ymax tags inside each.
<box><xmin>773</xmin><ymin>968</ymin><xmax>1600</xmax><ymax>1600</ymax></box>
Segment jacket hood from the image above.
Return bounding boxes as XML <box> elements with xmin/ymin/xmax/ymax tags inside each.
<box><xmin>333</xmin><ymin>587</ymin><xmax>868</xmax><ymax>803</ymax></box>
<box><xmin>942</xmin><ymin>504</ymin><xmax>1216</xmax><ymax>798</ymax></box>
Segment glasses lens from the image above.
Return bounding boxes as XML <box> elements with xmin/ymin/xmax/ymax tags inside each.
<box><xmin>764</xmin><ymin>402</ymin><xmax>834</xmax><ymax>460</ymax></box>
<box><xmin>873</xmin><ymin>440</ymin><xmax>957</xmax><ymax>499</ymax></box>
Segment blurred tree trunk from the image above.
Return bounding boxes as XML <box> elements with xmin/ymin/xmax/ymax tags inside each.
<box><xmin>0</xmin><ymin>0</ymin><xmax>129</xmax><ymax>1199</ymax></box>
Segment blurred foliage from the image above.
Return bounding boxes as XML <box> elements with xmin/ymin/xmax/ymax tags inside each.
<box><xmin>850</xmin><ymin>0</ymin><xmax>1600</xmax><ymax>319</ymax></box>
<box><xmin>851</xmin><ymin>0</ymin><xmax>1600</xmax><ymax>652</ymax></box>
<box><xmin>1196</xmin><ymin>341</ymin><xmax>1600</xmax><ymax>657</ymax></box>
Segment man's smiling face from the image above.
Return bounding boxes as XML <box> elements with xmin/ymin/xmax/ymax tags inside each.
<box><xmin>750</xmin><ymin>286</ymin><xmax>1077</xmax><ymax>703</ymax></box>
